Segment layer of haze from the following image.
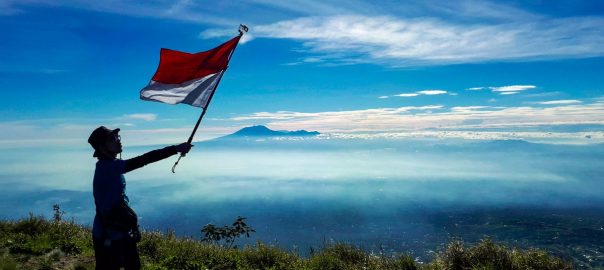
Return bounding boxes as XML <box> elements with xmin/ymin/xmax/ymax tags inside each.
<box><xmin>1</xmin><ymin>138</ymin><xmax>602</xmax><ymax>255</ymax></box>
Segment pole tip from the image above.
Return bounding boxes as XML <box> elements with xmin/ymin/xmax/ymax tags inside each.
<box><xmin>239</xmin><ymin>24</ymin><xmax>249</xmax><ymax>35</ymax></box>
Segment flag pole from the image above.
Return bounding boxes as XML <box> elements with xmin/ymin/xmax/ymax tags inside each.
<box><xmin>172</xmin><ymin>25</ymin><xmax>248</xmax><ymax>173</ymax></box>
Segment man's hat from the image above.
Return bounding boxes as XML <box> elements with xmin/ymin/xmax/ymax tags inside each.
<box><xmin>88</xmin><ymin>126</ymin><xmax>120</xmax><ymax>157</ymax></box>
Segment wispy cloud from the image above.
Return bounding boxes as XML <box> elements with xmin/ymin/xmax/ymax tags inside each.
<box><xmin>8</xmin><ymin>1</ymin><xmax>604</xmax><ymax>67</ymax></box>
<box><xmin>205</xmin><ymin>13</ymin><xmax>604</xmax><ymax>66</ymax></box>
<box><xmin>323</xmin><ymin>130</ymin><xmax>604</xmax><ymax>144</ymax></box>
<box><xmin>0</xmin><ymin>118</ymin><xmax>238</xmax><ymax>149</ymax></box>
<box><xmin>451</xmin><ymin>106</ymin><xmax>490</xmax><ymax>112</ymax></box>
<box><xmin>230</xmin><ymin>100</ymin><xmax>604</xmax><ymax>133</ymax></box>
<box><xmin>3</xmin><ymin>0</ymin><xmax>238</xmax><ymax>25</ymax></box>
<box><xmin>232</xmin><ymin>105</ymin><xmax>444</xmax><ymax>122</ymax></box>
<box><xmin>418</xmin><ymin>90</ymin><xmax>447</xmax><ymax>95</ymax></box>
<box><xmin>123</xmin><ymin>113</ymin><xmax>158</xmax><ymax>122</ymax></box>
<box><xmin>490</xmin><ymin>85</ymin><xmax>536</xmax><ymax>92</ymax></box>
<box><xmin>536</xmin><ymin>100</ymin><xmax>582</xmax><ymax>105</ymax></box>
<box><xmin>391</xmin><ymin>89</ymin><xmax>447</xmax><ymax>98</ymax></box>
<box><xmin>467</xmin><ymin>85</ymin><xmax>537</xmax><ymax>95</ymax></box>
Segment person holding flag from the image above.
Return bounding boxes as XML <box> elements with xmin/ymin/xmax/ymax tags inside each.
<box><xmin>89</xmin><ymin>26</ymin><xmax>246</xmax><ymax>269</ymax></box>
<box><xmin>88</xmin><ymin>126</ymin><xmax>192</xmax><ymax>269</ymax></box>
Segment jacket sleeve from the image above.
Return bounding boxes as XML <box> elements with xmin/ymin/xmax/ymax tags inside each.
<box><xmin>124</xmin><ymin>146</ymin><xmax>178</xmax><ymax>173</ymax></box>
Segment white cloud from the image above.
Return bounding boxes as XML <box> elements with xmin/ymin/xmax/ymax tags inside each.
<box><xmin>322</xmin><ymin>131</ymin><xmax>604</xmax><ymax>144</ymax></box>
<box><xmin>232</xmin><ymin>105</ymin><xmax>444</xmax><ymax>123</ymax></box>
<box><xmin>392</xmin><ymin>89</ymin><xmax>448</xmax><ymax>98</ymax></box>
<box><xmin>464</xmin><ymin>85</ymin><xmax>537</xmax><ymax>96</ymax></box>
<box><xmin>417</xmin><ymin>90</ymin><xmax>447</xmax><ymax>95</ymax></box>
<box><xmin>378</xmin><ymin>96</ymin><xmax>389</xmax><ymax>99</ymax></box>
<box><xmin>205</xmin><ymin>13</ymin><xmax>604</xmax><ymax>66</ymax></box>
<box><xmin>537</xmin><ymin>100</ymin><xmax>582</xmax><ymax>105</ymax></box>
<box><xmin>0</xmin><ymin>117</ymin><xmax>240</xmax><ymax>149</ymax></box>
<box><xmin>123</xmin><ymin>113</ymin><xmax>157</xmax><ymax>122</ymax></box>
<box><xmin>230</xmin><ymin>101</ymin><xmax>604</xmax><ymax>133</ymax></box>
<box><xmin>9</xmin><ymin>1</ymin><xmax>604</xmax><ymax>67</ymax></box>
<box><xmin>490</xmin><ymin>85</ymin><xmax>536</xmax><ymax>92</ymax></box>
<box><xmin>451</xmin><ymin>106</ymin><xmax>489</xmax><ymax>112</ymax></box>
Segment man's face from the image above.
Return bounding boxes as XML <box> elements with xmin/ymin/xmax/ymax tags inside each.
<box><xmin>102</xmin><ymin>134</ymin><xmax>122</xmax><ymax>156</ymax></box>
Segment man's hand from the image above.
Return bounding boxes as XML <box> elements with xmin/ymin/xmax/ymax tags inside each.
<box><xmin>175</xmin><ymin>142</ymin><xmax>193</xmax><ymax>155</ymax></box>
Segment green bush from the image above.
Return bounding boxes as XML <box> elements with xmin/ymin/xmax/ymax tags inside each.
<box><xmin>328</xmin><ymin>243</ymin><xmax>367</xmax><ymax>264</ymax></box>
<box><xmin>307</xmin><ymin>252</ymin><xmax>348</xmax><ymax>270</ymax></box>
<box><xmin>48</xmin><ymin>219</ymin><xmax>90</xmax><ymax>255</ymax></box>
<box><xmin>240</xmin><ymin>242</ymin><xmax>300</xmax><ymax>269</ymax></box>
<box><xmin>0</xmin><ymin>213</ymin><xmax>574</xmax><ymax>270</ymax></box>
<box><xmin>12</xmin><ymin>214</ymin><xmax>48</xmax><ymax>236</ymax></box>
<box><xmin>139</xmin><ymin>231</ymin><xmax>165</xmax><ymax>263</ymax></box>
<box><xmin>161</xmin><ymin>255</ymin><xmax>207</xmax><ymax>270</ymax></box>
<box><xmin>307</xmin><ymin>243</ymin><xmax>368</xmax><ymax>270</ymax></box>
<box><xmin>511</xmin><ymin>248</ymin><xmax>572</xmax><ymax>270</ymax></box>
<box><xmin>381</xmin><ymin>254</ymin><xmax>417</xmax><ymax>270</ymax></box>
<box><xmin>430</xmin><ymin>238</ymin><xmax>573</xmax><ymax>270</ymax></box>
<box><xmin>8</xmin><ymin>232</ymin><xmax>53</xmax><ymax>255</ymax></box>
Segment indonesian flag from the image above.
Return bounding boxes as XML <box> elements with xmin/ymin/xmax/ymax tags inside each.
<box><xmin>140</xmin><ymin>35</ymin><xmax>241</xmax><ymax>108</ymax></box>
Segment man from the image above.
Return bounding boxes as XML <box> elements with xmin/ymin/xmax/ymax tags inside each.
<box><xmin>88</xmin><ymin>126</ymin><xmax>192</xmax><ymax>269</ymax></box>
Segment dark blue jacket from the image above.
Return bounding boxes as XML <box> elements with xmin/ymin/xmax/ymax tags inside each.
<box><xmin>92</xmin><ymin>146</ymin><xmax>177</xmax><ymax>240</ymax></box>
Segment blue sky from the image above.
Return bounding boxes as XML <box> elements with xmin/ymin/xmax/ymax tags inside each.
<box><xmin>1</xmin><ymin>0</ymin><xmax>604</xmax><ymax>148</ymax></box>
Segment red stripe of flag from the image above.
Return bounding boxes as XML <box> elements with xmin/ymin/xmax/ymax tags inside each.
<box><xmin>151</xmin><ymin>35</ymin><xmax>241</xmax><ymax>84</ymax></box>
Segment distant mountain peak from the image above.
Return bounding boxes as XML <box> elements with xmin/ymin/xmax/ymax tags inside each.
<box><xmin>226</xmin><ymin>125</ymin><xmax>319</xmax><ymax>138</ymax></box>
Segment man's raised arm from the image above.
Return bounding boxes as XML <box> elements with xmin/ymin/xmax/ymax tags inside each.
<box><xmin>124</xmin><ymin>143</ymin><xmax>192</xmax><ymax>173</ymax></box>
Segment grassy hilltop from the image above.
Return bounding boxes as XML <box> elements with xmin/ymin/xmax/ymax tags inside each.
<box><xmin>0</xmin><ymin>211</ymin><xmax>573</xmax><ymax>270</ymax></box>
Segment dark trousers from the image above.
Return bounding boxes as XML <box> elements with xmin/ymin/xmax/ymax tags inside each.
<box><xmin>93</xmin><ymin>237</ymin><xmax>141</xmax><ymax>270</ymax></box>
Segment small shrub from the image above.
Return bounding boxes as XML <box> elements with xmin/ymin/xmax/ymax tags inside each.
<box><xmin>139</xmin><ymin>231</ymin><xmax>165</xmax><ymax>263</ymax></box>
<box><xmin>48</xmin><ymin>216</ymin><xmax>89</xmax><ymax>255</ymax></box>
<box><xmin>307</xmin><ymin>252</ymin><xmax>347</xmax><ymax>270</ymax></box>
<box><xmin>162</xmin><ymin>255</ymin><xmax>206</xmax><ymax>270</ymax></box>
<box><xmin>467</xmin><ymin>238</ymin><xmax>512</xmax><ymax>269</ymax></box>
<box><xmin>323</xmin><ymin>243</ymin><xmax>367</xmax><ymax>265</ymax></box>
<box><xmin>201</xmin><ymin>216</ymin><xmax>255</xmax><ymax>248</ymax></box>
<box><xmin>9</xmin><ymin>232</ymin><xmax>53</xmax><ymax>255</ymax></box>
<box><xmin>52</xmin><ymin>204</ymin><xmax>65</xmax><ymax>223</ymax></box>
<box><xmin>392</xmin><ymin>254</ymin><xmax>417</xmax><ymax>270</ymax></box>
<box><xmin>57</xmin><ymin>239</ymin><xmax>81</xmax><ymax>255</ymax></box>
<box><xmin>241</xmin><ymin>242</ymin><xmax>300</xmax><ymax>269</ymax></box>
<box><xmin>442</xmin><ymin>240</ymin><xmax>467</xmax><ymax>270</ymax></box>
<box><xmin>511</xmin><ymin>248</ymin><xmax>572</xmax><ymax>270</ymax></box>
<box><xmin>432</xmin><ymin>238</ymin><xmax>573</xmax><ymax>270</ymax></box>
<box><xmin>13</xmin><ymin>214</ymin><xmax>47</xmax><ymax>236</ymax></box>
<box><xmin>306</xmin><ymin>243</ymin><xmax>368</xmax><ymax>270</ymax></box>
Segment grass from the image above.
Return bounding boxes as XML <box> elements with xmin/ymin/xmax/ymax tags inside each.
<box><xmin>0</xmin><ymin>214</ymin><xmax>573</xmax><ymax>270</ymax></box>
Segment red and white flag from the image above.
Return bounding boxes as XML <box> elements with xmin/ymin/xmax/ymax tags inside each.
<box><xmin>140</xmin><ymin>35</ymin><xmax>241</xmax><ymax>108</ymax></box>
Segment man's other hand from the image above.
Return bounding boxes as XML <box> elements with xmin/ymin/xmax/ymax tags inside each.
<box><xmin>176</xmin><ymin>142</ymin><xmax>193</xmax><ymax>154</ymax></box>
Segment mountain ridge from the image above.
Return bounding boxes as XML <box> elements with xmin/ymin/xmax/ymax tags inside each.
<box><xmin>217</xmin><ymin>125</ymin><xmax>320</xmax><ymax>140</ymax></box>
